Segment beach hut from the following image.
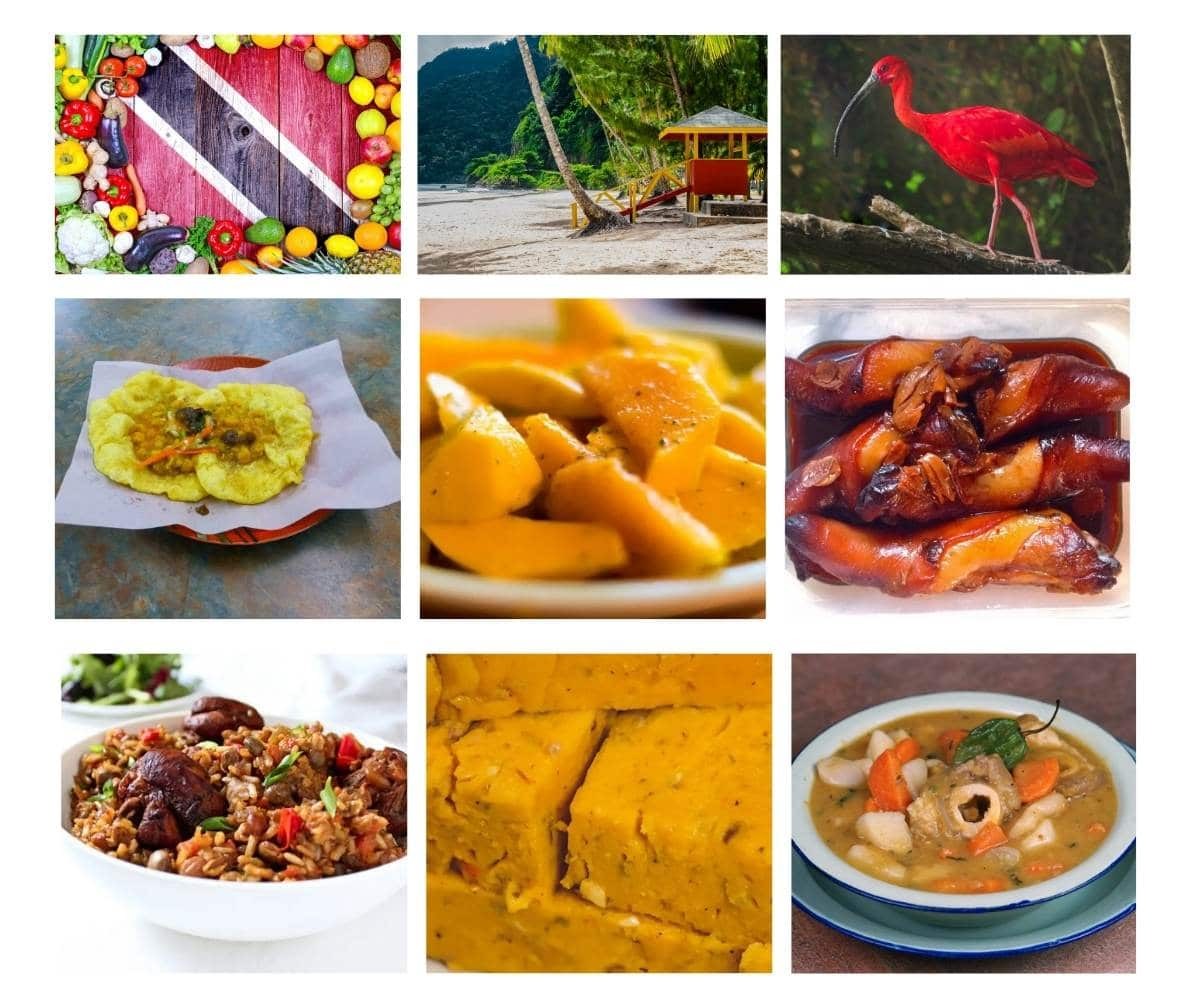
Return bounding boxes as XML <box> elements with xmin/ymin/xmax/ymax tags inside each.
<box><xmin>658</xmin><ymin>106</ymin><xmax>767</xmax><ymax>213</ymax></box>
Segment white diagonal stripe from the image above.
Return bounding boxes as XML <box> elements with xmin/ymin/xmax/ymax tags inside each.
<box><xmin>171</xmin><ymin>44</ymin><xmax>352</xmax><ymax>218</ymax></box>
<box><xmin>126</xmin><ymin>96</ymin><xmax>266</xmax><ymax>222</ymax></box>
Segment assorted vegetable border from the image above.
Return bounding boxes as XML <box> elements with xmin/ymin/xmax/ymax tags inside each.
<box><xmin>54</xmin><ymin>34</ymin><xmax>402</xmax><ymax>275</ymax></box>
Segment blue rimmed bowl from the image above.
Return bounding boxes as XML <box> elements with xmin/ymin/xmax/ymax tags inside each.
<box><xmin>791</xmin><ymin>691</ymin><xmax>1135</xmax><ymax>930</ymax></box>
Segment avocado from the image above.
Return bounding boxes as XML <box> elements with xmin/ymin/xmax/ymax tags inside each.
<box><xmin>326</xmin><ymin>45</ymin><xmax>355</xmax><ymax>85</ymax></box>
<box><xmin>244</xmin><ymin>216</ymin><xmax>286</xmax><ymax>246</ymax></box>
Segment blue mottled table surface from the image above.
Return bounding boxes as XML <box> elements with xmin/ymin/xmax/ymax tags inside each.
<box><xmin>55</xmin><ymin>298</ymin><xmax>401</xmax><ymax>619</ymax></box>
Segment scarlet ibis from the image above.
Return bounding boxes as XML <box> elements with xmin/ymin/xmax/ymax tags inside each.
<box><xmin>833</xmin><ymin>55</ymin><xmax>1097</xmax><ymax>261</ymax></box>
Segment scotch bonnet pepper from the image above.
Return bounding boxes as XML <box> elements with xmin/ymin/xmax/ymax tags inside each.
<box><xmin>60</xmin><ymin>100</ymin><xmax>101</xmax><ymax>140</ymax></box>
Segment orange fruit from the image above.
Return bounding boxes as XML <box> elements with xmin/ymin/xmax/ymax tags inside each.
<box><xmin>256</xmin><ymin>245</ymin><xmax>284</xmax><ymax>269</ymax></box>
<box><xmin>385</xmin><ymin>119</ymin><xmax>401</xmax><ymax>152</ymax></box>
<box><xmin>220</xmin><ymin>259</ymin><xmax>255</xmax><ymax>275</ymax></box>
<box><xmin>354</xmin><ymin>221</ymin><xmax>388</xmax><ymax>251</ymax></box>
<box><xmin>284</xmin><ymin>226</ymin><xmax>318</xmax><ymax>258</ymax></box>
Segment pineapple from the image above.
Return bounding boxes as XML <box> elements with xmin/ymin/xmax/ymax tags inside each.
<box><xmin>261</xmin><ymin>250</ymin><xmax>401</xmax><ymax>275</ymax></box>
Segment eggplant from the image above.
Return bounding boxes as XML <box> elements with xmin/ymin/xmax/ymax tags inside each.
<box><xmin>97</xmin><ymin>117</ymin><xmax>128</xmax><ymax>167</ymax></box>
<box><xmin>124</xmin><ymin>226</ymin><xmax>189</xmax><ymax>272</ymax></box>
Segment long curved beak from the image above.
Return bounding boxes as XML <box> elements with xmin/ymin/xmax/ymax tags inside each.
<box><xmin>833</xmin><ymin>73</ymin><xmax>879</xmax><ymax>158</ymax></box>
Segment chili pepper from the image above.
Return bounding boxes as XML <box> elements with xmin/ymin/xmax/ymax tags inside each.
<box><xmin>114</xmin><ymin>76</ymin><xmax>139</xmax><ymax>98</ymax></box>
<box><xmin>59</xmin><ymin>100</ymin><xmax>101</xmax><ymax>140</ymax></box>
<box><xmin>59</xmin><ymin>68</ymin><xmax>90</xmax><ymax>101</ymax></box>
<box><xmin>97</xmin><ymin>57</ymin><xmax>125</xmax><ymax>78</ymax></box>
<box><xmin>101</xmin><ymin>174</ymin><xmax>134</xmax><ymax>207</ymax></box>
<box><xmin>206</xmin><ymin>220</ymin><xmax>244</xmax><ymax>260</ymax></box>
<box><xmin>276</xmin><ymin>808</ymin><xmax>304</xmax><ymax>849</ymax></box>
<box><xmin>124</xmin><ymin>55</ymin><xmax>148</xmax><ymax>78</ymax></box>
<box><xmin>952</xmin><ymin>701</ymin><xmax>1061</xmax><ymax>769</ymax></box>
<box><xmin>54</xmin><ymin>139</ymin><xmax>89</xmax><ymax>176</ymax></box>
<box><xmin>335</xmin><ymin>733</ymin><xmax>363</xmax><ymax>771</ymax></box>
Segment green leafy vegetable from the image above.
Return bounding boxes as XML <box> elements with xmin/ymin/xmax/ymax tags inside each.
<box><xmin>88</xmin><ymin>743</ymin><xmax>107</xmax><ymax>754</ymax></box>
<box><xmin>61</xmin><ymin>653</ymin><xmax>192</xmax><ymax>704</ymax></box>
<box><xmin>320</xmin><ymin>777</ymin><xmax>338</xmax><ymax>816</ymax></box>
<box><xmin>263</xmin><ymin>749</ymin><xmax>303</xmax><ymax>788</ymax></box>
<box><xmin>199</xmin><ymin>816</ymin><xmax>235</xmax><ymax>833</ymax></box>
<box><xmin>88</xmin><ymin>778</ymin><xmax>116</xmax><ymax>802</ymax></box>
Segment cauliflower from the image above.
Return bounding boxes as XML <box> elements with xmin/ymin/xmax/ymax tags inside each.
<box><xmin>57</xmin><ymin>211</ymin><xmax>112</xmax><ymax>266</ymax></box>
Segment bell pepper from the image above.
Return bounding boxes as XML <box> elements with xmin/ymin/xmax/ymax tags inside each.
<box><xmin>54</xmin><ymin>139</ymin><xmax>89</xmax><ymax>176</ymax></box>
<box><xmin>206</xmin><ymin>220</ymin><xmax>243</xmax><ymax>260</ymax></box>
<box><xmin>54</xmin><ymin>42</ymin><xmax>68</xmax><ymax>69</ymax></box>
<box><xmin>108</xmin><ymin>205</ymin><xmax>139</xmax><ymax>232</ymax></box>
<box><xmin>59</xmin><ymin>68</ymin><xmax>90</xmax><ymax>101</ymax></box>
<box><xmin>275</xmin><ymin>808</ymin><xmax>304</xmax><ymax>849</ymax></box>
<box><xmin>335</xmin><ymin>733</ymin><xmax>363</xmax><ymax>771</ymax></box>
<box><xmin>101</xmin><ymin>174</ymin><xmax>134</xmax><ymax>208</ymax></box>
<box><xmin>59</xmin><ymin>100</ymin><xmax>101</xmax><ymax>140</ymax></box>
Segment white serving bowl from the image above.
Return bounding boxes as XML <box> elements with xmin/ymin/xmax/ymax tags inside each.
<box><xmin>61</xmin><ymin>710</ymin><xmax>408</xmax><ymax>941</ymax></box>
<box><xmin>792</xmin><ymin>691</ymin><xmax>1135</xmax><ymax>929</ymax></box>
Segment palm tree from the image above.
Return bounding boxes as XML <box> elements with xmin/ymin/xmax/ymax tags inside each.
<box><xmin>516</xmin><ymin>35</ymin><xmax>626</xmax><ymax>232</ymax></box>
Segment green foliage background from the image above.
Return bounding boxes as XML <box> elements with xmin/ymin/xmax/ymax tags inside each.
<box><xmin>781</xmin><ymin>36</ymin><xmax>1130</xmax><ymax>273</ymax></box>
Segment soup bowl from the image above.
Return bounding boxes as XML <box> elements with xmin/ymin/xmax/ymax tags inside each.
<box><xmin>61</xmin><ymin>710</ymin><xmax>408</xmax><ymax>941</ymax></box>
<box><xmin>791</xmin><ymin>691</ymin><xmax>1134</xmax><ymax>929</ymax></box>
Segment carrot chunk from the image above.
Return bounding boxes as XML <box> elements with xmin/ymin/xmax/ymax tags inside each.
<box><xmin>1013</xmin><ymin>757</ymin><xmax>1060</xmax><ymax>803</ymax></box>
<box><xmin>967</xmin><ymin>822</ymin><xmax>1008</xmax><ymax>857</ymax></box>
<box><xmin>938</xmin><ymin>728</ymin><xmax>969</xmax><ymax>763</ymax></box>
<box><xmin>867</xmin><ymin>748</ymin><xmax>912</xmax><ymax>812</ymax></box>
<box><xmin>893</xmin><ymin>737</ymin><xmax>921</xmax><ymax>764</ymax></box>
<box><xmin>862</xmin><ymin>797</ymin><xmax>880</xmax><ymax>813</ymax></box>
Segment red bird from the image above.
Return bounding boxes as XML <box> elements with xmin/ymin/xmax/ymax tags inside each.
<box><xmin>834</xmin><ymin>55</ymin><xmax>1097</xmax><ymax>261</ymax></box>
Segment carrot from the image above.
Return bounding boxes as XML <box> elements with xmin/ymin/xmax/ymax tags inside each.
<box><xmin>87</xmin><ymin>88</ymin><xmax>105</xmax><ymax>111</ymax></box>
<box><xmin>125</xmin><ymin>162</ymin><xmax>147</xmax><ymax>217</ymax></box>
<box><xmin>862</xmin><ymin>797</ymin><xmax>880</xmax><ymax>813</ymax></box>
<box><xmin>1023</xmin><ymin>861</ymin><xmax>1065</xmax><ymax>877</ymax></box>
<box><xmin>1087</xmin><ymin>822</ymin><xmax>1108</xmax><ymax>839</ymax></box>
<box><xmin>967</xmin><ymin>822</ymin><xmax>1008</xmax><ymax>857</ymax></box>
<box><xmin>938</xmin><ymin>728</ymin><xmax>969</xmax><ymax>763</ymax></box>
<box><xmin>1012</xmin><ymin>757</ymin><xmax>1060</xmax><ymax>803</ymax></box>
<box><xmin>867</xmin><ymin>748</ymin><xmax>912</xmax><ymax>812</ymax></box>
<box><xmin>893</xmin><ymin>737</ymin><xmax>921</xmax><ymax>764</ymax></box>
<box><xmin>929</xmin><ymin>876</ymin><xmax>1009</xmax><ymax>894</ymax></box>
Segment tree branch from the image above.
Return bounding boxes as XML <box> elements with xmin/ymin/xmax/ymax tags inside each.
<box><xmin>782</xmin><ymin>196</ymin><xmax>1085</xmax><ymax>274</ymax></box>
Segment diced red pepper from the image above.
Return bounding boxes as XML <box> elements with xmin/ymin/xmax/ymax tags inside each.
<box><xmin>60</xmin><ymin>100</ymin><xmax>101</xmax><ymax>140</ymax></box>
<box><xmin>207</xmin><ymin>220</ymin><xmax>243</xmax><ymax>259</ymax></box>
<box><xmin>336</xmin><ymin>733</ymin><xmax>364</xmax><ymax>772</ymax></box>
<box><xmin>139</xmin><ymin>725</ymin><xmax>163</xmax><ymax>745</ymax></box>
<box><xmin>355</xmin><ymin>832</ymin><xmax>377</xmax><ymax>861</ymax></box>
<box><xmin>275</xmin><ymin>808</ymin><xmax>304</xmax><ymax>849</ymax></box>
<box><xmin>280</xmin><ymin>865</ymin><xmax>306</xmax><ymax>879</ymax></box>
<box><xmin>101</xmin><ymin>174</ymin><xmax>134</xmax><ymax>207</ymax></box>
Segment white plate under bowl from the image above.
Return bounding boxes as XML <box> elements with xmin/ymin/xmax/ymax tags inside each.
<box><xmin>421</xmin><ymin>302</ymin><xmax>766</xmax><ymax>618</ymax></box>
<box><xmin>61</xmin><ymin>690</ymin><xmax>201</xmax><ymax>720</ymax></box>
<box><xmin>61</xmin><ymin>710</ymin><xmax>408</xmax><ymax>941</ymax></box>
<box><xmin>784</xmin><ymin>299</ymin><xmax>1130</xmax><ymax>618</ymax></box>
<box><xmin>792</xmin><ymin>691</ymin><xmax>1134</xmax><ymax>927</ymax></box>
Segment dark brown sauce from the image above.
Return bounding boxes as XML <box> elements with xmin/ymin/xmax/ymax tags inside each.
<box><xmin>786</xmin><ymin>338</ymin><xmax>1124</xmax><ymax>549</ymax></box>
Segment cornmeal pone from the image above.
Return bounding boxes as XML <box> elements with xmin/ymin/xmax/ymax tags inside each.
<box><xmin>562</xmin><ymin>705</ymin><xmax>771</xmax><ymax>947</ymax></box>
<box><xmin>427</xmin><ymin>711</ymin><xmax>608</xmax><ymax>903</ymax></box>
<box><xmin>432</xmin><ymin>653</ymin><xmax>770</xmax><ymax>722</ymax></box>
<box><xmin>428</xmin><ymin>872</ymin><xmax>758</xmax><ymax>972</ymax></box>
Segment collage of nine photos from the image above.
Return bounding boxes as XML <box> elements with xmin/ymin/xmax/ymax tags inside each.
<box><xmin>53</xmin><ymin>32</ymin><xmax>1133</xmax><ymax>973</ymax></box>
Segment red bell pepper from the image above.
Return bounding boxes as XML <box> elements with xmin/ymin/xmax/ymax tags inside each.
<box><xmin>335</xmin><ymin>733</ymin><xmax>364</xmax><ymax>772</ymax></box>
<box><xmin>275</xmin><ymin>808</ymin><xmax>304</xmax><ymax>849</ymax></box>
<box><xmin>207</xmin><ymin>220</ymin><xmax>243</xmax><ymax>259</ymax></box>
<box><xmin>60</xmin><ymin>100</ymin><xmax>101</xmax><ymax>140</ymax></box>
<box><xmin>101</xmin><ymin>174</ymin><xmax>133</xmax><ymax>207</ymax></box>
<box><xmin>139</xmin><ymin>726</ymin><xmax>163</xmax><ymax>745</ymax></box>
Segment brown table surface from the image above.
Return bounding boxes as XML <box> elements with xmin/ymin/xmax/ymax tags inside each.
<box><xmin>791</xmin><ymin>654</ymin><xmax>1135</xmax><ymax>973</ymax></box>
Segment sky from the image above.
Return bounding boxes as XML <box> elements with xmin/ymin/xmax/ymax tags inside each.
<box><xmin>418</xmin><ymin>36</ymin><xmax>514</xmax><ymax>67</ymax></box>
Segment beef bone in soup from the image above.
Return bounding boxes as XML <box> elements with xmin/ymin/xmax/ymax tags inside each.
<box><xmin>809</xmin><ymin>707</ymin><xmax>1117</xmax><ymax>893</ymax></box>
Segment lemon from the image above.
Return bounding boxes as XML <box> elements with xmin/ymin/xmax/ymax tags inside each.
<box><xmin>314</xmin><ymin>35</ymin><xmax>343</xmax><ymax>56</ymax></box>
<box><xmin>390</xmin><ymin>90</ymin><xmax>401</xmax><ymax>118</ymax></box>
<box><xmin>325</xmin><ymin>234</ymin><xmax>359</xmax><ymax>259</ymax></box>
<box><xmin>354</xmin><ymin>221</ymin><xmax>388</xmax><ymax>251</ymax></box>
<box><xmin>256</xmin><ymin>245</ymin><xmax>284</xmax><ymax>269</ymax></box>
<box><xmin>220</xmin><ymin>259</ymin><xmax>255</xmax><ymax>275</ymax></box>
<box><xmin>348</xmin><ymin>76</ymin><xmax>375</xmax><ymax>106</ymax></box>
<box><xmin>284</xmin><ymin>226</ymin><xmax>318</xmax><ymax>258</ymax></box>
<box><xmin>346</xmin><ymin>163</ymin><xmax>384</xmax><ymax>199</ymax></box>
<box><xmin>251</xmin><ymin>35</ymin><xmax>284</xmax><ymax>49</ymax></box>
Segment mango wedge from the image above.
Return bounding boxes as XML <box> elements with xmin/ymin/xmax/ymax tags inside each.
<box><xmin>556</xmin><ymin>298</ymin><xmax>629</xmax><ymax>348</ymax></box>
<box><xmin>517</xmin><ymin>414</ymin><xmax>590</xmax><ymax>477</ymax></box>
<box><xmin>716</xmin><ymin>403</ymin><xmax>767</xmax><ymax>464</ymax></box>
<box><xmin>426</xmin><ymin>373</ymin><xmax>487</xmax><ymax>433</ymax></box>
<box><xmin>424</xmin><ymin>516</ymin><xmax>629</xmax><ymax>579</ymax></box>
<box><xmin>621</xmin><ymin>328</ymin><xmax>735</xmax><ymax>400</ymax></box>
<box><xmin>678</xmin><ymin>446</ymin><xmax>767</xmax><ymax>552</ymax></box>
<box><xmin>547</xmin><ymin>458</ymin><xmax>726</xmax><ymax>576</ymax></box>
<box><xmin>455</xmin><ymin>361</ymin><xmax>599</xmax><ymax>419</ymax></box>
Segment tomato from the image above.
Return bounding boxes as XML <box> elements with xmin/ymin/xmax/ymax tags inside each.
<box><xmin>98</xmin><ymin>57</ymin><xmax>125</xmax><ymax>78</ymax></box>
<box><xmin>114</xmin><ymin>76</ymin><xmax>139</xmax><ymax>98</ymax></box>
<box><xmin>124</xmin><ymin>55</ymin><xmax>147</xmax><ymax>78</ymax></box>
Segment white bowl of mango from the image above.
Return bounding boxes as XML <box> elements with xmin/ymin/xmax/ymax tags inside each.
<box><xmin>420</xmin><ymin>300</ymin><xmax>766</xmax><ymax>618</ymax></box>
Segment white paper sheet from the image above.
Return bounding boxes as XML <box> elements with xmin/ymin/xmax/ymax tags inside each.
<box><xmin>55</xmin><ymin>340</ymin><xmax>401</xmax><ymax>532</ymax></box>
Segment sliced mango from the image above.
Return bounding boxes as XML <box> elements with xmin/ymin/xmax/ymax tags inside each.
<box><xmin>586</xmin><ymin>422</ymin><xmax>638</xmax><ymax>471</ymax></box>
<box><xmin>678</xmin><ymin>446</ymin><xmax>766</xmax><ymax>551</ymax></box>
<box><xmin>518</xmin><ymin>414</ymin><xmax>590</xmax><ymax>477</ymax></box>
<box><xmin>424</xmin><ymin>516</ymin><xmax>629</xmax><ymax>579</ymax></box>
<box><xmin>728</xmin><ymin>361</ymin><xmax>766</xmax><ymax>424</ymax></box>
<box><xmin>621</xmin><ymin>329</ymin><xmax>735</xmax><ymax>400</ymax></box>
<box><xmin>454</xmin><ymin>361</ymin><xmax>600</xmax><ymax>418</ymax></box>
<box><xmin>421</xmin><ymin>407</ymin><xmax>542</xmax><ymax>523</ymax></box>
<box><xmin>546</xmin><ymin>458</ymin><xmax>726</xmax><ymax>577</ymax></box>
<box><xmin>580</xmin><ymin>351</ymin><xmax>720</xmax><ymax>496</ymax></box>
<box><xmin>422</xmin><ymin>331</ymin><xmax>576</xmax><ymax>377</ymax></box>
<box><xmin>426</xmin><ymin>372</ymin><xmax>487</xmax><ymax>432</ymax></box>
<box><xmin>716</xmin><ymin>403</ymin><xmax>766</xmax><ymax>464</ymax></box>
<box><xmin>556</xmin><ymin>299</ymin><xmax>629</xmax><ymax>348</ymax></box>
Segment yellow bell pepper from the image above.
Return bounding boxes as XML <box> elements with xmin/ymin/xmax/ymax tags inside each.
<box><xmin>54</xmin><ymin>139</ymin><xmax>89</xmax><ymax>176</ymax></box>
<box><xmin>54</xmin><ymin>43</ymin><xmax>68</xmax><ymax>69</ymax></box>
<box><xmin>108</xmin><ymin>205</ymin><xmax>139</xmax><ymax>232</ymax></box>
<box><xmin>59</xmin><ymin>68</ymin><xmax>90</xmax><ymax>100</ymax></box>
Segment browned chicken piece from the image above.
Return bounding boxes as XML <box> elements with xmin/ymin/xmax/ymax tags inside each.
<box><xmin>115</xmin><ymin>748</ymin><xmax>226</xmax><ymax>848</ymax></box>
<box><xmin>1056</xmin><ymin>768</ymin><xmax>1108</xmax><ymax>799</ymax></box>
<box><xmin>184</xmin><ymin>696</ymin><xmax>265</xmax><ymax>742</ymax></box>
<box><xmin>347</xmin><ymin>747</ymin><xmax>408</xmax><ymax>840</ymax></box>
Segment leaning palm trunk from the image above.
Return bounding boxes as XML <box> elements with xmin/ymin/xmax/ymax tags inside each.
<box><xmin>516</xmin><ymin>35</ymin><xmax>626</xmax><ymax>232</ymax></box>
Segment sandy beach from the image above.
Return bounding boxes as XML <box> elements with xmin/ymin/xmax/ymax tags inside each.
<box><xmin>418</xmin><ymin>187</ymin><xmax>767</xmax><ymax>274</ymax></box>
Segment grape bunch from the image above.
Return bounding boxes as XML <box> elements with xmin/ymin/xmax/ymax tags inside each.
<box><xmin>370</xmin><ymin>153</ymin><xmax>402</xmax><ymax>226</ymax></box>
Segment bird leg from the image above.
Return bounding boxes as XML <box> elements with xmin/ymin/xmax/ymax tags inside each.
<box><xmin>985</xmin><ymin>173</ymin><xmax>1003</xmax><ymax>254</ymax></box>
<box><xmin>1004</xmin><ymin>185</ymin><xmax>1046</xmax><ymax>262</ymax></box>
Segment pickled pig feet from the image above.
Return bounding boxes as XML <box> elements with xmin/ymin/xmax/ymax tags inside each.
<box><xmin>975</xmin><ymin>355</ymin><xmax>1130</xmax><ymax>443</ymax></box>
<box><xmin>785</xmin><ymin>336</ymin><xmax>1011</xmax><ymax>416</ymax></box>
<box><xmin>785</xmin><ymin>510</ymin><xmax>1120</xmax><ymax>596</ymax></box>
